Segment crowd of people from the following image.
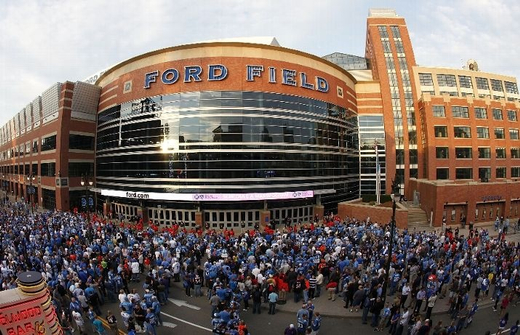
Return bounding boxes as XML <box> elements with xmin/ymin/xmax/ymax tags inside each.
<box><xmin>0</xmin><ymin>198</ymin><xmax>520</xmax><ymax>335</ymax></box>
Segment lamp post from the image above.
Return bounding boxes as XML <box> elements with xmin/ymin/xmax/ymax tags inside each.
<box><xmin>81</xmin><ymin>175</ymin><xmax>94</xmax><ymax>222</ymax></box>
<box><xmin>382</xmin><ymin>178</ymin><xmax>401</xmax><ymax>302</ymax></box>
<box><xmin>26</xmin><ymin>174</ymin><xmax>36</xmax><ymax>213</ymax></box>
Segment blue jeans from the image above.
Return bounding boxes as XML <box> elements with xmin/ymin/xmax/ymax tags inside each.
<box><xmin>294</xmin><ymin>291</ymin><xmax>302</xmax><ymax>303</ymax></box>
<box><xmin>253</xmin><ymin>301</ymin><xmax>261</xmax><ymax>314</ymax></box>
<box><xmin>269</xmin><ymin>302</ymin><xmax>276</xmax><ymax>314</ymax></box>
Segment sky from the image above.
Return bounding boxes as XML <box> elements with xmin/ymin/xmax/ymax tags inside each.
<box><xmin>1</xmin><ymin>0</ymin><xmax>519</xmax><ymax>128</ymax></box>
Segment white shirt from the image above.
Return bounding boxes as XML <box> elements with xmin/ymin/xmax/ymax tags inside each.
<box><xmin>402</xmin><ymin>285</ymin><xmax>411</xmax><ymax>296</ymax></box>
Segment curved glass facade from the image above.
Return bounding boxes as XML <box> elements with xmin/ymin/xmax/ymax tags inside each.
<box><xmin>96</xmin><ymin>91</ymin><xmax>359</xmax><ymax>210</ymax></box>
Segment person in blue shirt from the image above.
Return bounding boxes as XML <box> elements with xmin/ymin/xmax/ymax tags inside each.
<box><xmin>310</xmin><ymin>312</ymin><xmax>321</xmax><ymax>335</ymax></box>
<box><xmin>296</xmin><ymin>314</ymin><xmax>308</xmax><ymax>335</ymax></box>
<box><xmin>510</xmin><ymin>320</ymin><xmax>519</xmax><ymax>335</ymax></box>
<box><xmin>497</xmin><ymin>312</ymin><xmax>509</xmax><ymax>335</ymax></box>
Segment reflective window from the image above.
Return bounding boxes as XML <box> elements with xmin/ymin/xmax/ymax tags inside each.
<box><xmin>478</xmin><ymin>147</ymin><xmax>491</xmax><ymax>159</ymax></box>
<box><xmin>69</xmin><ymin>134</ymin><xmax>95</xmax><ymax>150</ymax></box>
<box><xmin>96</xmin><ymin>91</ymin><xmax>359</xmax><ymax>206</ymax></box>
<box><xmin>41</xmin><ymin>135</ymin><xmax>56</xmax><ymax>151</ymax></box>
<box><xmin>508</xmin><ymin>110</ymin><xmax>518</xmax><ymax>121</ymax></box>
<box><xmin>437</xmin><ymin>74</ymin><xmax>457</xmax><ymax>87</ymax></box>
<box><xmin>458</xmin><ymin>75</ymin><xmax>473</xmax><ymax>88</ymax></box>
<box><xmin>436</xmin><ymin>147</ymin><xmax>449</xmax><ymax>159</ymax></box>
<box><xmin>476</xmin><ymin>127</ymin><xmax>489</xmax><ymax>139</ymax></box>
<box><xmin>69</xmin><ymin>162</ymin><xmax>94</xmax><ymax>177</ymax></box>
<box><xmin>476</xmin><ymin>77</ymin><xmax>490</xmax><ymax>90</ymax></box>
<box><xmin>452</xmin><ymin>106</ymin><xmax>469</xmax><ymax>118</ymax></box>
<box><xmin>496</xmin><ymin>167</ymin><xmax>507</xmax><ymax>178</ymax></box>
<box><xmin>432</xmin><ymin>106</ymin><xmax>445</xmax><ymax>117</ymax></box>
<box><xmin>455</xmin><ymin>168</ymin><xmax>473</xmax><ymax>179</ymax></box>
<box><xmin>455</xmin><ymin>147</ymin><xmax>472</xmax><ymax>159</ymax></box>
<box><xmin>474</xmin><ymin>107</ymin><xmax>487</xmax><ymax>119</ymax></box>
<box><xmin>41</xmin><ymin>162</ymin><xmax>56</xmax><ymax>176</ymax></box>
<box><xmin>491</xmin><ymin>79</ymin><xmax>504</xmax><ymax>92</ymax></box>
<box><xmin>454</xmin><ymin>127</ymin><xmax>471</xmax><ymax>138</ymax></box>
<box><xmin>495</xmin><ymin>128</ymin><xmax>505</xmax><ymax>139</ymax></box>
<box><xmin>505</xmin><ymin>81</ymin><xmax>519</xmax><ymax>94</ymax></box>
<box><xmin>479</xmin><ymin>168</ymin><xmax>490</xmax><ymax>181</ymax></box>
<box><xmin>493</xmin><ymin>108</ymin><xmax>503</xmax><ymax>120</ymax></box>
<box><xmin>496</xmin><ymin>147</ymin><xmax>506</xmax><ymax>159</ymax></box>
<box><xmin>419</xmin><ymin>73</ymin><xmax>433</xmax><ymax>86</ymax></box>
<box><xmin>436</xmin><ymin>168</ymin><xmax>449</xmax><ymax>180</ymax></box>
<box><xmin>435</xmin><ymin>126</ymin><xmax>448</xmax><ymax>137</ymax></box>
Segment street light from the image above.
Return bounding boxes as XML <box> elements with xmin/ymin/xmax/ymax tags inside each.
<box><xmin>382</xmin><ymin>178</ymin><xmax>401</xmax><ymax>302</ymax></box>
<box><xmin>26</xmin><ymin>174</ymin><xmax>36</xmax><ymax>213</ymax></box>
<box><xmin>81</xmin><ymin>175</ymin><xmax>94</xmax><ymax>222</ymax></box>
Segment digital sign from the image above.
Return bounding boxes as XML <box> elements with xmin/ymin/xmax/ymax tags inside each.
<box><xmin>101</xmin><ymin>189</ymin><xmax>314</xmax><ymax>202</ymax></box>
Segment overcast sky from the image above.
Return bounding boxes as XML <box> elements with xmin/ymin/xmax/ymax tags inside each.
<box><xmin>1</xmin><ymin>0</ymin><xmax>519</xmax><ymax>128</ymax></box>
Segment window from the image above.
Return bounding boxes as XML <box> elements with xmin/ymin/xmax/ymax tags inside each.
<box><xmin>41</xmin><ymin>162</ymin><xmax>56</xmax><ymax>177</ymax></box>
<box><xmin>436</xmin><ymin>147</ymin><xmax>449</xmax><ymax>159</ymax></box>
<box><xmin>390</xmin><ymin>26</ymin><xmax>401</xmax><ymax>39</ymax></box>
<box><xmin>435</xmin><ymin>126</ymin><xmax>448</xmax><ymax>137</ymax></box>
<box><xmin>512</xmin><ymin>167</ymin><xmax>520</xmax><ymax>178</ymax></box>
<box><xmin>458</xmin><ymin>75</ymin><xmax>473</xmax><ymax>88</ymax></box>
<box><xmin>454</xmin><ymin>126</ymin><xmax>471</xmax><ymax>138</ymax></box>
<box><xmin>32</xmin><ymin>140</ymin><xmax>38</xmax><ymax>153</ymax></box>
<box><xmin>492</xmin><ymin>108</ymin><xmax>503</xmax><ymax>120</ymax></box>
<box><xmin>479</xmin><ymin>168</ymin><xmax>491</xmax><ymax>181</ymax></box>
<box><xmin>436</xmin><ymin>168</ymin><xmax>449</xmax><ymax>180</ymax></box>
<box><xmin>474</xmin><ymin>107</ymin><xmax>487</xmax><ymax>119</ymax></box>
<box><xmin>496</xmin><ymin>147</ymin><xmax>506</xmax><ymax>159</ymax></box>
<box><xmin>395</xmin><ymin>149</ymin><xmax>405</xmax><ymax>164</ymax></box>
<box><xmin>378</xmin><ymin>26</ymin><xmax>389</xmax><ymax>39</ymax></box>
<box><xmin>495</xmin><ymin>128</ymin><xmax>505</xmax><ymax>139</ymax></box>
<box><xmin>69</xmin><ymin>134</ymin><xmax>95</xmax><ymax>150</ymax></box>
<box><xmin>511</xmin><ymin>148</ymin><xmax>520</xmax><ymax>158</ymax></box>
<box><xmin>455</xmin><ymin>168</ymin><xmax>473</xmax><ymax>179</ymax></box>
<box><xmin>478</xmin><ymin>147</ymin><xmax>491</xmax><ymax>158</ymax></box>
<box><xmin>41</xmin><ymin>135</ymin><xmax>56</xmax><ymax>151</ymax></box>
<box><xmin>510</xmin><ymin>129</ymin><xmax>519</xmax><ymax>140</ymax></box>
<box><xmin>455</xmin><ymin>147</ymin><xmax>472</xmax><ymax>158</ymax></box>
<box><xmin>476</xmin><ymin>77</ymin><xmax>490</xmax><ymax>90</ymax></box>
<box><xmin>508</xmin><ymin>110</ymin><xmax>518</xmax><ymax>121</ymax></box>
<box><xmin>419</xmin><ymin>73</ymin><xmax>434</xmax><ymax>86</ymax></box>
<box><xmin>505</xmin><ymin>81</ymin><xmax>519</xmax><ymax>94</ymax></box>
<box><xmin>476</xmin><ymin>127</ymin><xmax>489</xmax><ymax>139</ymax></box>
<box><xmin>491</xmin><ymin>79</ymin><xmax>504</xmax><ymax>92</ymax></box>
<box><xmin>496</xmin><ymin>167</ymin><xmax>507</xmax><ymax>178</ymax></box>
<box><xmin>437</xmin><ymin>74</ymin><xmax>457</xmax><ymax>87</ymax></box>
<box><xmin>433</xmin><ymin>106</ymin><xmax>445</xmax><ymax>117</ymax></box>
<box><xmin>452</xmin><ymin>106</ymin><xmax>469</xmax><ymax>118</ymax></box>
<box><xmin>68</xmin><ymin>162</ymin><xmax>94</xmax><ymax>177</ymax></box>
<box><xmin>440</xmin><ymin>91</ymin><xmax>458</xmax><ymax>97</ymax></box>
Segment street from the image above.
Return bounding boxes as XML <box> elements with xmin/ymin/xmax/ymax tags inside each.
<box><xmin>98</xmin><ymin>281</ymin><xmax>520</xmax><ymax>335</ymax></box>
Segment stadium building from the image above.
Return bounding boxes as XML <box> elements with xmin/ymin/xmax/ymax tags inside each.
<box><xmin>0</xmin><ymin>9</ymin><xmax>519</xmax><ymax>228</ymax></box>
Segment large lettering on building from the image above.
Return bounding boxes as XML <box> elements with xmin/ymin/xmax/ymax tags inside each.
<box><xmin>144</xmin><ymin>64</ymin><xmax>329</xmax><ymax>93</ymax></box>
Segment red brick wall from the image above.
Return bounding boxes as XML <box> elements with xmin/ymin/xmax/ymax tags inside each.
<box><xmin>338</xmin><ymin>200</ymin><xmax>408</xmax><ymax>229</ymax></box>
<box><xmin>410</xmin><ymin>178</ymin><xmax>520</xmax><ymax>227</ymax></box>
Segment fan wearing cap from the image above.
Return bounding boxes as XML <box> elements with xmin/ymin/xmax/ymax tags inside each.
<box><xmin>284</xmin><ymin>323</ymin><xmax>297</xmax><ymax>335</ymax></box>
